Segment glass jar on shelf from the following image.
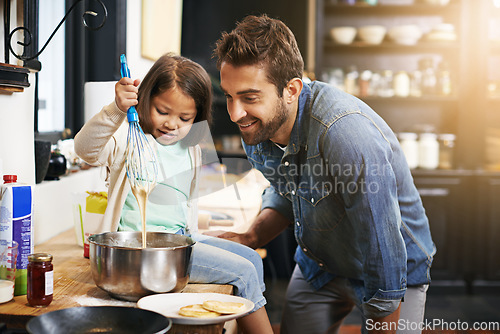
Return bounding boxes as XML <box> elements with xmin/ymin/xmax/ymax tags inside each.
<box><xmin>418</xmin><ymin>132</ymin><xmax>439</xmax><ymax>169</ymax></box>
<box><xmin>394</xmin><ymin>71</ymin><xmax>410</xmax><ymax>98</ymax></box>
<box><xmin>326</xmin><ymin>68</ymin><xmax>345</xmax><ymax>91</ymax></box>
<box><xmin>344</xmin><ymin>65</ymin><xmax>359</xmax><ymax>96</ymax></box>
<box><xmin>359</xmin><ymin>70</ymin><xmax>372</xmax><ymax>98</ymax></box>
<box><xmin>419</xmin><ymin>58</ymin><xmax>437</xmax><ymax>96</ymax></box>
<box><xmin>398</xmin><ymin>132</ymin><xmax>419</xmax><ymax>169</ymax></box>
<box><xmin>410</xmin><ymin>69</ymin><xmax>422</xmax><ymax>97</ymax></box>
<box><xmin>438</xmin><ymin>133</ymin><xmax>456</xmax><ymax>169</ymax></box>
<box><xmin>437</xmin><ymin>60</ymin><xmax>452</xmax><ymax>96</ymax></box>
<box><xmin>377</xmin><ymin>70</ymin><xmax>394</xmax><ymax>98</ymax></box>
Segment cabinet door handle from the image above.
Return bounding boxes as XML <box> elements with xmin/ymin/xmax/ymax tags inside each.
<box><xmin>418</xmin><ymin>188</ymin><xmax>450</xmax><ymax>197</ymax></box>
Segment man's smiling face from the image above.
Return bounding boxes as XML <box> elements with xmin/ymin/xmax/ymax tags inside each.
<box><xmin>220</xmin><ymin>62</ymin><xmax>291</xmax><ymax>146</ymax></box>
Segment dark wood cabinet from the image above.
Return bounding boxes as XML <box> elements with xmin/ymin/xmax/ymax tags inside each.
<box><xmin>410</xmin><ymin>171</ymin><xmax>500</xmax><ymax>287</ymax></box>
<box><xmin>476</xmin><ymin>174</ymin><xmax>500</xmax><ymax>281</ymax></box>
<box><xmin>412</xmin><ymin>171</ymin><xmax>475</xmax><ymax>281</ymax></box>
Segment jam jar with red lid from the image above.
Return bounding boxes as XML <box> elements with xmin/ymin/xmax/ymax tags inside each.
<box><xmin>27</xmin><ymin>253</ymin><xmax>53</xmax><ymax>307</ymax></box>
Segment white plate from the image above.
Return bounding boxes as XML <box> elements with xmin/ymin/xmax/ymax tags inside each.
<box><xmin>137</xmin><ymin>293</ymin><xmax>254</xmax><ymax>325</ymax></box>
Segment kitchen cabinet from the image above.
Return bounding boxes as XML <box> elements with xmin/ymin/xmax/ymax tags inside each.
<box><xmin>412</xmin><ymin>170</ymin><xmax>475</xmax><ymax>283</ymax></box>
<box><xmin>475</xmin><ymin>173</ymin><xmax>500</xmax><ymax>282</ymax></box>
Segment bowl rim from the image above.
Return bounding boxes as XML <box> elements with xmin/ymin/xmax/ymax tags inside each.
<box><xmin>88</xmin><ymin>231</ymin><xmax>196</xmax><ymax>251</ymax></box>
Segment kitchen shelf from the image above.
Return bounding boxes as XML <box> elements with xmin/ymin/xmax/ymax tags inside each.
<box><xmin>359</xmin><ymin>95</ymin><xmax>459</xmax><ymax>103</ymax></box>
<box><xmin>0</xmin><ymin>62</ymin><xmax>30</xmax><ymax>93</ymax></box>
<box><xmin>324</xmin><ymin>2</ymin><xmax>461</xmax><ymax>15</ymax></box>
<box><xmin>324</xmin><ymin>41</ymin><xmax>460</xmax><ymax>52</ymax></box>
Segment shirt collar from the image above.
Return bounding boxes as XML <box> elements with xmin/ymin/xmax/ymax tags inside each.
<box><xmin>286</xmin><ymin>81</ymin><xmax>311</xmax><ymax>154</ymax></box>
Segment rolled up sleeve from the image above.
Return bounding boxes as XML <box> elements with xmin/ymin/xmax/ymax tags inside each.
<box><xmin>362</xmin><ymin>288</ymin><xmax>405</xmax><ymax>319</ymax></box>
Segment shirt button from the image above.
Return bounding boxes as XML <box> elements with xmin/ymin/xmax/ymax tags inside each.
<box><xmin>303</xmin><ymin>248</ymin><xmax>308</xmax><ymax>253</ymax></box>
<box><xmin>296</xmin><ymin>221</ymin><xmax>300</xmax><ymax>227</ymax></box>
<box><xmin>291</xmin><ymin>190</ymin><xmax>296</xmax><ymax>195</ymax></box>
<box><xmin>311</xmin><ymin>198</ymin><xmax>315</xmax><ymax>203</ymax></box>
<box><xmin>319</xmin><ymin>263</ymin><xmax>324</xmax><ymax>267</ymax></box>
<box><xmin>284</xmin><ymin>161</ymin><xmax>290</xmax><ymax>166</ymax></box>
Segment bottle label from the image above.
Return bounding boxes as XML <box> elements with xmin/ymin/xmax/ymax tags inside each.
<box><xmin>1</xmin><ymin>184</ymin><xmax>34</xmax><ymax>296</ymax></box>
<box><xmin>45</xmin><ymin>270</ymin><xmax>54</xmax><ymax>295</ymax></box>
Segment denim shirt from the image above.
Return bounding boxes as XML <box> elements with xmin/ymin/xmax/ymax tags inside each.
<box><xmin>243</xmin><ymin>81</ymin><xmax>436</xmax><ymax>318</ymax></box>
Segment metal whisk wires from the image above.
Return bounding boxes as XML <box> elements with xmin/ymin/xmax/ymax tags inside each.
<box><xmin>120</xmin><ymin>54</ymin><xmax>158</xmax><ymax>193</ymax></box>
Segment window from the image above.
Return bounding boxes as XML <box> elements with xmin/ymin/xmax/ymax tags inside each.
<box><xmin>37</xmin><ymin>0</ymin><xmax>65</xmax><ymax>132</ymax></box>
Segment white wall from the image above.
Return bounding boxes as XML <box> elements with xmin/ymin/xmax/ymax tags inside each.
<box><xmin>126</xmin><ymin>0</ymin><xmax>155</xmax><ymax>79</ymax></box>
<box><xmin>0</xmin><ymin>82</ymin><xmax>36</xmax><ymax>184</ymax></box>
<box><xmin>0</xmin><ymin>0</ymin><xmax>35</xmax><ymax>184</ymax></box>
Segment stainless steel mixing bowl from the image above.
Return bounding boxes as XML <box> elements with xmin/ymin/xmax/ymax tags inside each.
<box><xmin>89</xmin><ymin>231</ymin><xmax>195</xmax><ymax>301</ymax></box>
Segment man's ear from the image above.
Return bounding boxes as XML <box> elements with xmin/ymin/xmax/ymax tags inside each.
<box><xmin>284</xmin><ymin>78</ymin><xmax>303</xmax><ymax>104</ymax></box>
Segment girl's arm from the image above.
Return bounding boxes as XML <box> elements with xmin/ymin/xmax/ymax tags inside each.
<box><xmin>74</xmin><ymin>77</ymin><xmax>140</xmax><ymax>166</ymax></box>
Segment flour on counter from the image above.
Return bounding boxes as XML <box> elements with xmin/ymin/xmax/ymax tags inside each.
<box><xmin>73</xmin><ymin>295</ymin><xmax>136</xmax><ymax>307</ymax></box>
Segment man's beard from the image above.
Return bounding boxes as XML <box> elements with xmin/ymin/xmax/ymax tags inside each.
<box><xmin>240</xmin><ymin>98</ymin><xmax>289</xmax><ymax>146</ymax></box>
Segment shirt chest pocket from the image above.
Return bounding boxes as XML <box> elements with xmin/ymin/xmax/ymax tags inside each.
<box><xmin>297</xmin><ymin>185</ymin><xmax>330</xmax><ymax>207</ymax></box>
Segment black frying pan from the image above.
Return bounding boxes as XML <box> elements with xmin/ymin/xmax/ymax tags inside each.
<box><xmin>26</xmin><ymin>306</ymin><xmax>172</xmax><ymax>334</ymax></box>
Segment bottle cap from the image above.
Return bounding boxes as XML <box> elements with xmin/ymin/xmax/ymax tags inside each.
<box><xmin>28</xmin><ymin>253</ymin><xmax>53</xmax><ymax>262</ymax></box>
<box><xmin>438</xmin><ymin>133</ymin><xmax>456</xmax><ymax>141</ymax></box>
<box><xmin>398</xmin><ymin>132</ymin><xmax>418</xmax><ymax>140</ymax></box>
<box><xmin>3</xmin><ymin>175</ymin><xmax>17</xmax><ymax>183</ymax></box>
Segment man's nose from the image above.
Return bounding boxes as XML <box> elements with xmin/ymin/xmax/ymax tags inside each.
<box><xmin>228</xmin><ymin>100</ymin><xmax>246</xmax><ymax>123</ymax></box>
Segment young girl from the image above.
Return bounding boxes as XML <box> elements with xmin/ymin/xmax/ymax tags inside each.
<box><xmin>74</xmin><ymin>54</ymin><xmax>273</xmax><ymax>333</ymax></box>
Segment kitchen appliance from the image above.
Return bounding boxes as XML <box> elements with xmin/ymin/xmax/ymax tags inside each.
<box><xmin>34</xmin><ymin>140</ymin><xmax>51</xmax><ymax>184</ymax></box>
<box><xmin>25</xmin><ymin>306</ymin><xmax>172</xmax><ymax>334</ymax></box>
<box><xmin>88</xmin><ymin>231</ymin><xmax>195</xmax><ymax>301</ymax></box>
<box><xmin>44</xmin><ymin>151</ymin><xmax>67</xmax><ymax>181</ymax></box>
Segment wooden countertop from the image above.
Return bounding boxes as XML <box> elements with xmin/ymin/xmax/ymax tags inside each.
<box><xmin>0</xmin><ymin>229</ymin><xmax>232</xmax><ymax>333</ymax></box>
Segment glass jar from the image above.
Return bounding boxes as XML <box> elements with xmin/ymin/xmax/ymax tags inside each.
<box><xmin>419</xmin><ymin>58</ymin><xmax>437</xmax><ymax>96</ymax></box>
<box><xmin>437</xmin><ymin>60</ymin><xmax>452</xmax><ymax>96</ymax></box>
<box><xmin>377</xmin><ymin>70</ymin><xmax>394</xmax><ymax>97</ymax></box>
<box><xmin>327</xmin><ymin>68</ymin><xmax>345</xmax><ymax>91</ymax></box>
<box><xmin>398</xmin><ymin>132</ymin><xmax>419</xmax><ymax>169</ymax></box>
<box><xmin>344</xmin><ymin>65</ymin><xmax>359</xmax><ymax>96</ymax></box>
<box><xmin>27</xmin><ymin>253</ymin><xmax>53</xmax><ymax>307</ymax></box>
<box><xmin>410</xmin><ymin>69</ymin><xmax>422</xmax><ymax>97</ymax></box>
<box><xmin>359</xmin><ymin>70</ymin><xmax>372</xmax><ymax>97</ymax></box>
<box><xmin>394</xmin><ymin>71</ymin><xmax>410</xmax><ymax>98</ymax></box>
<box><xmin>438</xmin><ymin>133</ymin><xmax>456</xmax><ymax>169</ymax></box>
<box><xmin>418</xmin><ymin>133</ymin><xmax>439</xmax><ymax>169</ymax></box>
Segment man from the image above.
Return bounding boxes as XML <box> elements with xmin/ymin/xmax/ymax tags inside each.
<box><xmin>213</xmin><ymin>14</ymin><xmax>435</xmax><ymax>334</ymax></box>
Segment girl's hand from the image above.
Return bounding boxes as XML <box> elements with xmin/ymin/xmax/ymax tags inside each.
<box><xmin>115</xmin><ymin>77</ymin><xmax>141</xmax><ymax>113</ymax></box>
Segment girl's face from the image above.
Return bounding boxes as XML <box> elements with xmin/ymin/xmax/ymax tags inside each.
<box><xmin>149</xmin><ymin>86</ymin><xmax>197</xmax><ymax>146</ymax></box>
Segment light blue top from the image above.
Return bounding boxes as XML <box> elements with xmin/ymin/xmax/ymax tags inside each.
<box><xmin>243</xmin><ymin>81</ymin><xmax>436</xmax><ymax>318</ymax></box>
<box><xmin>119</xmin><ymin>141</ymin><xmax>192</xmax><ymax>233</ymax></box>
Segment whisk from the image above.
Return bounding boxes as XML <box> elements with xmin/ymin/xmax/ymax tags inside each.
<box><xmin>120</xmin><ymin>54</ymin><xmax>158</xmax><ymax>195</ymax></box>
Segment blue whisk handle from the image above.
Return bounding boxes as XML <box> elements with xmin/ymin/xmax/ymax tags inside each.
<box><xmin>120</xmin><ymin>54</ymin><xmax>131</xmax><ymax>78</ymax></box>
<box><xmin>127</xmin><ymin>106</ymin><xmax>139</xmax><ymax>122</ymax></box>
<box><xmin>120</xmin><ymin>54</ymin><xmax>139</xmax><ymax>123</ymax></box>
